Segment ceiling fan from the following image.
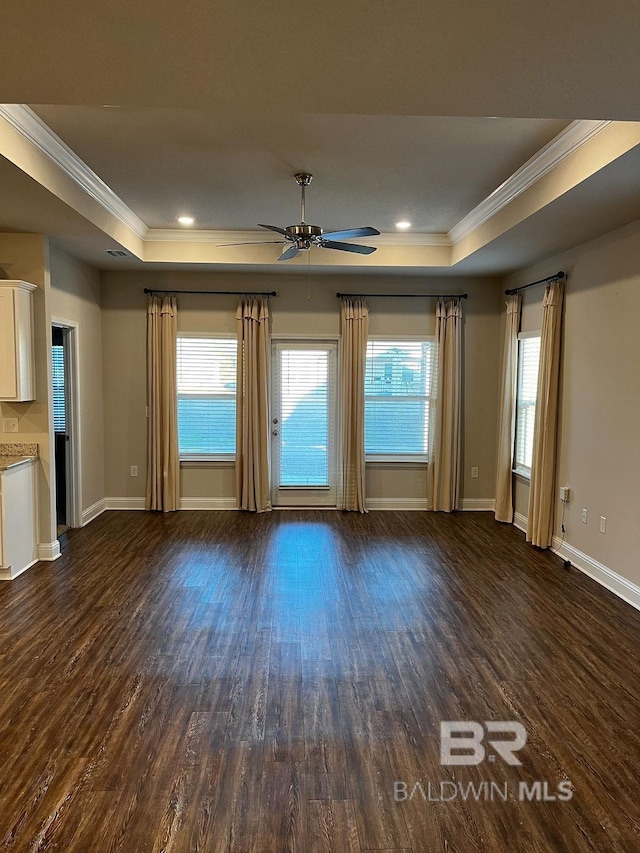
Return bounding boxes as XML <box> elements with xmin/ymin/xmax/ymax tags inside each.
<box><xmin>218</xmin><ymin>173</ymin><xmax>380</xmax><ymax>261</ymax></box>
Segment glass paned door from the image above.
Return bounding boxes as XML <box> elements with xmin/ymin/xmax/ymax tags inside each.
<box><xmin>271</xmin><ymin>341</ymin><xmax>337</xmax><ymax>507</ymax></box>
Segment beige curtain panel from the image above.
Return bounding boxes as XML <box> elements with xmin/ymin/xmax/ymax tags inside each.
<box><xmin>494</xmin><ymin>294</ymin><xmax>522</xmax><ymax>523</ymax></box>
<box><xmin>146</xmin><ymin>294</ymin><xmax>180</xmax><ymax>512</ymax></box>
<box><xmin>339</xmin><ymin>297</ymin><xmax>369</xmax><ymax>512</ymax></box>
<box><xmin>236</xmin><ymin>296</ymin><xmax>272</xmax><ymax>513</ymax></box>
<box><xmin>527</xmin><ymin>280</ymin><xmax>565</xmax><ymax>548</ymax></box>
<box><xmin>427</xmin><ymin>298</ymin><xmax>462</xmax><ymax>512</ymax></box>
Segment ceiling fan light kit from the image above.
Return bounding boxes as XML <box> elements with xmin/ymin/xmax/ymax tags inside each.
<box><xmin>220</xmin><ymin>173</ymin><xmax>380</xmax><ymax>261</ymax></box>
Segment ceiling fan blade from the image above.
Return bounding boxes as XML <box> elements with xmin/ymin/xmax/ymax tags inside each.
<box><xmin>321</xmin><ymin>226</ymin><xmax>380</xmax><ymax>241</ymax></box>
<box><xmin>278</xmin><ymin>244</ymin><xmax>300</xmax><ymax>261</ymax></box>
<box><xmin>320</xmin><ymin>240</ymin><xmax>377</xmax><ymax>255</ymax></box>
<box><xmin>258</xmin><ymin>223</ymin><xmax>297</xmax><ymax>239</ymax></box>
<box><xmin>216</xmin><ymin>240</ymin><xmax>285</xmax><ymax>247</ymax></box>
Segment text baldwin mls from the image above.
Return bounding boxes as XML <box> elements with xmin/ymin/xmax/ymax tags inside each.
<box><xmin>394</xmin><ymin>780</ymin><xmax>574</xmax><ymax>803</ymax></box>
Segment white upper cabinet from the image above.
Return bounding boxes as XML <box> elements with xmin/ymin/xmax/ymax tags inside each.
<box><xmin>0</xmin><ymin>281</ymin><xmax>36</xmax><ymax>402</ymax></box>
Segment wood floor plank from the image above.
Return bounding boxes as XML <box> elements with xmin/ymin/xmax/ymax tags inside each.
<box><xmin>307</xmin><ymin>799</ymin><xmax>360</xmax><ymax>853</ymax></box>
<box><xmin>265</xmin><ymin>641</ymin><xmax>305</xmax><ymax>763</ymax></box>
<box><xmin>257</xmin><ymin>760</ymin><xmax>305</xmax><ymax>853</ymax></box>
<box><xmin>302</xmin><ymin>660</ymin><xmax>349</xmax><ymax>800</ymax></box>
<box><xmin>225</xmin><ymin>628</ymin><xmax>271</xmax><ymax>742</ymax></box>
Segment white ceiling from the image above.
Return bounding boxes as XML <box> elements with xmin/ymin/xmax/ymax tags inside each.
<box><xmin>1</xmin><ymin>2</ymin><xmax>640</xmax><ymax>276</ymax></box>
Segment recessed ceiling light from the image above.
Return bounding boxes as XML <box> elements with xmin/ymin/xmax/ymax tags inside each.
<box><xmin>178</xmin><ymin>215</ymin><xmax>195</xmax><ymax>226</ymax></box>
<box><xmin>395</xmin><ymin>220</ymin><xmax>411</xmax><ymax>230</ymax></box>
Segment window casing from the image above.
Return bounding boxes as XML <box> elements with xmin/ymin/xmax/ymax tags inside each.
<box><xmin>514</xmin><ymin>332</ymin><xmax>541</xmax><ymax>475</ymax></box>
<box><xmin>364</xmin><ymin>338</ymin><xmax>435</xmax><ymax>462</ymax></box>
<box><xmin>176</xmin><ymin>335</ymin><xmax>237</xmax><ymax>460</ymax></box>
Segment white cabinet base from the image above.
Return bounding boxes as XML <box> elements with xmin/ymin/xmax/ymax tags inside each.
<box><xmin>0</xmin><ymin>557</ymin><xmax>38</xmax><ymax>581</ymax></box>
<box><xmin>0</xmin><ymin>461</ymin><xmax>38</xmax><ymax>580</ymax></box>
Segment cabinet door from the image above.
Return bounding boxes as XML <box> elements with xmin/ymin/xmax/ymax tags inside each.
<box><xmin>14</xmin><ymin>289</ymin><xmax>35</xmax><ymax>400</ymax></box>
<box><xmin>0</xmin><ymin>290</ymin><xmax>17</xmax><ymax>398</ymax></box>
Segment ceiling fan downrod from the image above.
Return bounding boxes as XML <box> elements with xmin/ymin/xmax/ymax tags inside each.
<box><xmin>294</xmin><ymin>172</ymin><xmax>313</xmax><ymax>224</ymax></box>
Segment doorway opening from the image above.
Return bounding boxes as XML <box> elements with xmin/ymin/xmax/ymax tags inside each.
<box><xmin>51</xmin><ymin>322</ymin><xmax>80</xmax><ymax>533</ymax></box>
<box><xmin>271</xmin><ymin>341</ymin><xmax>338</xmax><ymax>507</ymax></box>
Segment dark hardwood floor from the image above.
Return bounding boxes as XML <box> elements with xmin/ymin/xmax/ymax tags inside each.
<box><xmin>0</xmin><ymin>510</ymin><xmax>638</xmax><ymax>852</ymax></box>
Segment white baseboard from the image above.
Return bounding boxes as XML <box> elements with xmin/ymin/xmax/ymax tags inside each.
<box><xmin>105</xmin><ymin>497</ymin><xmax>237</xmax><ymax>510</ymax></box>
<box><xmin>513</xmin><ymin>511</ymin><xmax>528</xmax><ymax>533</ymax></box>
<box><xmin>105</xmin><ymin>497</ymin><xmax>146</xmax><ymax>510</ymax></box>
<box><xmin>460</xmin><ymin>498</ymin><xmax>495</xmax><ymax>511</ymax></box>
<box><xmin>179</xmin><ymin>497</ymin><xmax>237</xmax><ymax>510</ymax></box>
<box><xmin>37</xmin><ymin>541</ymin><xmax>61</xmax><ymax>561</ymax></box>
<box><xmin>367</xmin><ymin>498</ymin><xmax>429</xmax><ymax>510</ymax></box>
<box><xmin>81</xmin><ymin>498</ymin><xmax>106</xmax><ymax>526</ymax></box>
<box><xmin>108</xmin><ymin>496</ymin><xmax>478</xmax><ymax>511</ymax></box>
<box><xmin>0</xmin><ymin>557</ymin><xmax>39</xmax><ymax>580</ymax></box>
<box><xmin>366</xmin><ymin>498</ymin><xmax>495</xmax><ymax>511</ymax></box>
<box><xmin>511</xmin><ymin>511</ymin><xmax>640</xmax><ymax>612</ymax></box>
<box><xmin>105</xmin><ymin>496</ymin><xmax>494</xmax><ymax>513</ymax></box>
<box><xmin>551</xmin><ymin>536</ymin><xmax>640</xmax><ymax>613</ymax></box>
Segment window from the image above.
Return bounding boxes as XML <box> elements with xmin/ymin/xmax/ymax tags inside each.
<box><xmin>515</xmin><ymin>333</ymin><xmax>541</xmax><ymax>473</ymax></box>
<box><xmin>176</xmin><ymin>336</ymin><xmax>237</xmax><ymax>458</ymax></box>
<box><xmin>52</xmin><ymin>344</ymin><xmax>66</xmax><ymax>433</ymax></box>
<box><xmin>364</xmin><ymin>339</ymin><xmax>435</xmax><ymax>460</ymax></box>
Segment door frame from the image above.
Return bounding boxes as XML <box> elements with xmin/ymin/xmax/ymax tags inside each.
<box><xmin>270</xmin><ymin>337</ymin><xmax>339</xmax><ymax>508</ymax></box>
<box><xmin>51</xmin><ymin>318</ymin><xmax>82</xmax><ymax>528</ymax></box>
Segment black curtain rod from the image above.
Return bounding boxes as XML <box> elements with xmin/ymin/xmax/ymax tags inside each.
<box><xmin>336</xmin><ymin>292</ymin><xmax>469</xmax><ymax>299</ymax></box>
<box><xmin>143</xmin><ymin>288</ymin><xmax>277</xmax><ymax>296</ymax></box>
<box><xmin>504</xmin><ymin>270</ymin><xmax>565</xmax><ymax>296</ymax></box>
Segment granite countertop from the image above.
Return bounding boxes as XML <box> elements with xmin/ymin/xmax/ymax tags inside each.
<box><xmin>0</xmin><ymin>443</ymin><xmax>39</xmax><ymax>472</ymax></box>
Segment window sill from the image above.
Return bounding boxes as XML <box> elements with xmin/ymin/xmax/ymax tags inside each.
<box><xmin>180</xmin><ymin>457</ymin><xmax>235</xmax><ymax>467</ymax></box>
<box><xmin>512</xmin><ymin>467</ymin><xmax>531</xmax><ymax>482</ymax></box>
<box><xmin>366</xmin><ymin>456</ymin><xmax>428</xmax><ymax>465</ymax></box>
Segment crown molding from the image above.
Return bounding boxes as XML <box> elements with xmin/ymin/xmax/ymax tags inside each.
<box><xmin>448</xmin><ymin>119</ymin><xmax>612</xmax><ymax>245</ymax></box>
<box><xmin>145</xmin><ymin>228</ymin><xmax>451</xmax><ymax>247</ymax></box>
<box><xmin>0</xmin><ymin>104</ymin><xmax>148</xmax><ymax>240</ymax></box>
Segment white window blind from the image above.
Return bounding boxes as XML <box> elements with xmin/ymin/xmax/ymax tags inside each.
<box><xmin>277</xmin><ymin>346</ymin><xmax>335</xmax><ymax>487</ymax></box>
<box><xmin>515</xmin><ymin>334</ymin><xmax>541</xmax><ymax>471</ymax></box>
<box><xmin>52</xmin><ymin>344</ymin><xmax>66</xmax><ymax>433</ymax></box>
<box><xmin>176</xmin><ymin>336</ymin><xmax>237</xmax><ymax>457</ymax></box>
<box><xmin>364</xmin><ymin>340</ymin><xmax>435</xmax><ymax>458</ymax></box>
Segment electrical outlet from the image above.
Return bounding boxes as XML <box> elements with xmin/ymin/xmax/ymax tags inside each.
<box><xmin>471</xmin><ymin>466</ymin><xmax>479</xmax><ymax>479</ymax></box>
<box><xmin>130</xmin><ymin>465</ymin><xmax>138</xmax><ymax>477</ymax></box>
<box><xmin>581</xmin><ymin>508</ymin><xmax>588</xmax><ymax>524</ymax></box>
<box><xmin>2</xmin><ymin>418</ymin><xmax>18</xmax><ymax>433</ymax></box>
<box><xmin>599</xmin><ymin>516</ymin><xmax>607</xmax><ymax>534</ymax></box>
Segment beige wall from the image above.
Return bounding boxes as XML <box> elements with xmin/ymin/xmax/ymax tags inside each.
<box><xmin>0</xmin><ymin>233</ymin><xmax>56</xmax><ymax>547</ymax></box>
<box><xmin>101</xmin><ymin>270</ymin><xmax>502</xmax><ymax>505</ymax></box>
<box><xmin>507</xmin><ymin>218</ymin><xmax>640</xmax><ymax>587</ymax></box>
<box><xmin>49</xmin><ymin>244</ymin><xmax>105</xmax><ymax>514</ymax></box>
